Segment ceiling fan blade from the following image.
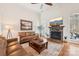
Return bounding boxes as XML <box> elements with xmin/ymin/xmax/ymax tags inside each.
<box><xmin>31</xmin><ymin>3</ymin><xmax>53</xmax><ymax>6</ymax></box>
<box><xmin>31</xmin><ymin>3</ymin><xmax>37</xmax><ymax>4</ymax></box>
<box><xmin>45</xmin><ymin>3</ymin><xmax>53</xmax><ymax>6</ymax></box>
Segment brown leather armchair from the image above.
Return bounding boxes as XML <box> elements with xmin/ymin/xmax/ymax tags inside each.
<box><xmin>0</xmin><ymin>37</ymin><xmax>31</xmax><ymax>56</ymax></box>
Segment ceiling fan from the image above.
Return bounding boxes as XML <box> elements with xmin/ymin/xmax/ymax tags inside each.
<box><xmin>31</xmin><ymin>3</ymin><xmax>53</xmax><ymax>10</ymax></box>
<box><xmin>31</xmin><ymin>3</ymin><xmax>53</xmax><ymax>6</ymax></box>
<box><xmin>31</xmin><ymin>3</ymin><xmax>53</xmax><ymax>12</ymax></box>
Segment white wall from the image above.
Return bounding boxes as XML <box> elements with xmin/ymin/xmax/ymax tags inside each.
<box><xmin>0</xmin><ymin>3</ymin><xmax>40</xmax><ymax>38</ymax></box>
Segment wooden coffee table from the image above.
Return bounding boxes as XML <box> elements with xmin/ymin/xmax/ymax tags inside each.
<box><xmin>29</xmin><ymin>37</ymin><xmax>48</xmax><ymax>53</ymax></box>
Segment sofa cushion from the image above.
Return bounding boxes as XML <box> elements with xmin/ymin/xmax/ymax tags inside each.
<box><xmin>25</xmin><ymin>32</ymin><xmax>30</xmax><ymax>36</ymax></box>
<box><xmin>18</xmin><ymin>32</ymin><xmax>35</xmax><ymax>37</ymax></box>
<box><xmin>7</xmin><ymin>38</ymin><xmax>17</xmax><ymax>43</ymax></box>
<box><xmin>18</xmin><ymin>32</ymin><xmax>26</xmax><ymax>37</ymax></box>
<box><xmin>8</xmin><ymin>41</ymin><xmax>18</xmax><ymax>47</ymax></box>
<box><xmin>9</xmin><ymin>48</ymin><xmax>27</xmax><ymax>56</ymax></box>
<box><xmin>7</xmin><ymin>44</ymin><xmax>22</xmax><ymax>55</ymax></box>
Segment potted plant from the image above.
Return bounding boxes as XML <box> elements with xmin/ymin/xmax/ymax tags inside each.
<box><xmin>37</xmin><ymin>25</ymin><xmax>44</xmax><ymax>37</ymax></box>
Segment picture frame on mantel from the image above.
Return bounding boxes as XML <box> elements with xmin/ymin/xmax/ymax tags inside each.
<box><xmin>20</xmin><ymin>19</ymin><xmax>32</xmax><ymax>30</ymax></box>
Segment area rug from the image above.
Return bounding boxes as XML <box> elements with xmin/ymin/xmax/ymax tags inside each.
<box><xmin>21</xmin><ymin>42</ymin><xmax>64</xmax><ymax>56</ymax></box>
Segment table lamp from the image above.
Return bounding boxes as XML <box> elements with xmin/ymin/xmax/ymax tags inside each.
<box><xmin>5</xmin><ymin>24</ymin><xmax>13</xmax><ymax>39</ymax></box>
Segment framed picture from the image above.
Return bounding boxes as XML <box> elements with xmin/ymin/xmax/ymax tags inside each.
<box><xmin>20</xmin><ymin>19</ymin><xmax>32</xmax><ymax>30</ymax></box>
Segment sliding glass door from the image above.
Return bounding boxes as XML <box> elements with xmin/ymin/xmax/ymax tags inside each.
<box><xmin>70</xmin><ymin>14</ymin><xmax>79</xmax><ymax>44</ymax></box>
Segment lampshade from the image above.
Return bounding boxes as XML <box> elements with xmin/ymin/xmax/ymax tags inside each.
<box><xmin>5</xmin><ymin>24</ymin><xmax>13</xmax><ymax>30</ymax></box>
<box><xmin>5</xmin><ymin>24</ymin><xmax>13</xmax><ymax>39</ymax></box>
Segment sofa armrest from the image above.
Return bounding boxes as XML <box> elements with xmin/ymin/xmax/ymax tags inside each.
<box><xmin>7</xmin><ymin>38</ymin><xmax>18</xmax><ymax>43</ymax></box>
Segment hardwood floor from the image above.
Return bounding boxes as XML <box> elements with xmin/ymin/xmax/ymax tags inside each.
<box><xmin>48</xmin><ymin>38</ymin><xmax>79</xmax><ymax>56</ymax></box>
<box><xmin>59</xmin><ymin>41</ymin><xmax>79</xmax><ymax>56</ymax></box>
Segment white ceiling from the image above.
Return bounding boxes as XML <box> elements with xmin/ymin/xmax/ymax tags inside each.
<box><xmin>19</xmin><ymin>3</ymin><xmax>79</xmax><ymax>14</ymax></box>
<box><xmin>19</xmin><ymin>3</ymin><xmax>53</xmax><ymax>13</ymax></box>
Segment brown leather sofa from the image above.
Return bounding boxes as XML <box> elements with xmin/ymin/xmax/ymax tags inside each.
<box><xmin>0</xmin><ymin>37</ymin><xmax>31</xmax><ymax>56</ymax></box>
<box><xmin>18</xmin><ymin>32</ymin><xmax>38</xmax><ymax>44</ymax></box>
